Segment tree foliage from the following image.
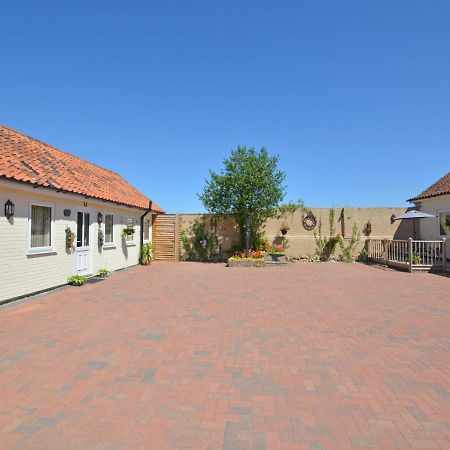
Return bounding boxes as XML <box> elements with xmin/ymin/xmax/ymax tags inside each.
<box><xmin>199</xmin><ymin>146</ymin><xmax>286</xmax><ymax>248</ymax></box>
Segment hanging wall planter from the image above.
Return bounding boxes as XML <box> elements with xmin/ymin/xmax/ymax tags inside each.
<box><xmin>280</xmin><ymin>222</ymin><xmax>290</xmax><ymax>235</ymax></box>
<box><xmin>98</xmin><ymin>228</ymin><xmax>104</xmax><ymax>246</ymax></box>
<box><xmin>363</xmin><ymin>220</ymin><xmax>372</xmax><ymax>236</ymax></box>
<box><xmin>122</xmin><ymin>227</ymin><xmax>135</xmax><ymax>237</ymax></box>
<box><xmin>65</xmin><ymin>226</ymin><xmax>75</xmax><ymax>250</ymax></box>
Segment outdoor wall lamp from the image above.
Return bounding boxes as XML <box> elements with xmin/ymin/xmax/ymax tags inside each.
<box><xmin>390</xmin><ymin>214</ymin><xmax>397</xmax><ymax>224</ymax></box>
<box><xmin>97</xmin><ymin>212</ymin><xmax>103</xmax><ymax>224</ymax></box>
<box><xmin>5</xmin><ymin>199</ymin><xmax>15</xmax><ymax>219</ymax></box>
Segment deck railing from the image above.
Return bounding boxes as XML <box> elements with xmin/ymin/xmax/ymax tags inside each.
<box><xmin>367</xmin><ymin>238</ymin><xmax>447</xmax><ymax>272</ymax></box>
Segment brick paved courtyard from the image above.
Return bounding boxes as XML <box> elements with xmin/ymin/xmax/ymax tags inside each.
<box><xmin>0</xmin><ymin>263</ymin><xmax>449</xmax><ymax>450</ymax></box>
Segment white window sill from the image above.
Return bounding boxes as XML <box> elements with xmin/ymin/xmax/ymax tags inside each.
<box><xmin>103</xmin><ymin>243</ymin><xmax>116</xmax><ymax>249</ymax></box>
<box><xmin>125</xmin><ymin>242</ymin><xmax>136</xmax><ymax>247</ymax></box>
<box><xmin>27</xmin><ymin>248</ymin><xmax>56</xmax><ymax>256</ymax></box>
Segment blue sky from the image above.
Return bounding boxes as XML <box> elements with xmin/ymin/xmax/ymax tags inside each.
<box><xmin>1</xmin><ymin>1</ymin><xmax>449</xmax><ymax>212</ymax></box>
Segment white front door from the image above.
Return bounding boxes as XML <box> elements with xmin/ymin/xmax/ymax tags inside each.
<box><xmin>76</xmin><ymin>210</ymin><xmax>92</xmax><ymax>275</ymax></box>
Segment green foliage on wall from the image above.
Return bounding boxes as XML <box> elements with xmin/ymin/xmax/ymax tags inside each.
<box><xmin>314</xmin><ymin>209</ymin><xmax>341</xmax><ymax>261</ymax></box>
<box><xmin>181</xmin><ymin>216</ymin><xmax>220</xmax><ymax>261</ymax></box>
<box><xmin>339</xmin><ymin>223</ymin><xmax>361</xmax><ymax>262</ymax></box>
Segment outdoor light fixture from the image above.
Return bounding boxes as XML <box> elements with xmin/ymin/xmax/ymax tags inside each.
<box><xmin>390</xmin><ymin>214</ymin><xmax>397</xmax><ymax>224</ymax></box>
<box><xmin>97</xmin><ymin>212</ymin><xmax>103</xmax><ymax>224</ymax></box>
<box><xmin>5</xmin><ymin>199</ymin><xmax>14</xmax><ymax>219</ymax></box>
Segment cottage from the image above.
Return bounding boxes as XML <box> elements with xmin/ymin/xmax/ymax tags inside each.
<box><xmin>408</xmin><ymin>171</ymin><xmax>450</xmax><ymax>259</ymax></box>
<box><xmin>0</xmin><ymin>125</ymin><xmax>163</xmax><ymax>303</ymax></box>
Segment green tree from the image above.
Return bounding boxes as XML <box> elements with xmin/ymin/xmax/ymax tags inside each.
<box><xmin>199</xmin><ymin>146</ymin><xmax>285</xmax><ymax>248</ymax></box>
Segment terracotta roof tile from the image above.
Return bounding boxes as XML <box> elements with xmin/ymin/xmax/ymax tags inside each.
<box><xmin>408</xmin><ymin>172</ymin><xmax>450</xmax><ymax>202</ymax></box>
<box><xmin>0</xmin><ymin>125</ymin><xmax>164</xmax><ymax>212</ymax></box>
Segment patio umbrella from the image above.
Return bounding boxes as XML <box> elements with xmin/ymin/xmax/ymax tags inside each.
<box><xmin>391</xmin><ymin>210</ymin><xmax>436</xmax><ymax>239</ymax></box>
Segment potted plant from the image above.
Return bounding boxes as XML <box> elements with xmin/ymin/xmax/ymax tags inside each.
<box><xmin>96</xmin><ymin>268</ymin><xmax>108</xmax><ymax>278</ymax></box>
<box><xmin>139</xmin><ymin>242</ymin><xmax>153</xmax><ymax>265</ymax></box>
<box><xmin>411</xmin><ymin>253</ymin><xmax>421</xmax><ymax>265</ymax></box>
<box><xmin>98</xmin><ymin>229</ymin><xmax>104</xmax><ymax>246</ymax></box>
<box><xmin>280</xmin><ymin>223</ymin><xmax>290</xmax><ymax>235</ymax></box>
<box><xmin>263</xmin><ymin>244</ymin><xmax>288</xmax><ymax>264</ymax></box>
<box><xmin>359</xmin><ymin>249</ymin><xmax>369</xmax><ymax>263</ymax></box>
<box><xmin>227</xmin><ymin>249</ymin><xmax>266</xmax><ymax>267</ymax></box>
<box><xmin>65</xmin><ymin>226</ymin><xmax>75</xmax><ymax>250</ymax></box>
<box><xmin>122</xmin><ymin>226</ymin><xmax>135</xmax><ymax>237</ymax></box>
<box><xmin>363</xmin><ymin>220</ymin><xmax>372</xmax><ymax>237</ymax></box>
<box><xmin>67</xmin><ymin>275</ymin><xmax>87</xmax><ymax>286</ymax></box>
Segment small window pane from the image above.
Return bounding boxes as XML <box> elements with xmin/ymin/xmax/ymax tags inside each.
<box><xmin>144</xmin><ymin>218</ymin><xmax>150</xmax><ymax>241</ymax></box>
<box><xmin>439</xmin><ymin>212</ymin><xmax>450</xmax><ymax>236</ymax></box>
<box><xmin>31</xmin><ymin>205</ymin><xmax>51</xmax><ymax>248</ymax></box>
<box><xmin>105</xmin><ymin>214</ymin><xmax>114</xmax><ymax>243</ymax></box>
<box><xmin>84</xmin><ymin>213</ymin><xmax>90</xmax><ymax>246</ymax></box>
<box><xmin>77</xmin><ymin>212</ymin><xmax>83</xmax><ymax>247</ymax></box>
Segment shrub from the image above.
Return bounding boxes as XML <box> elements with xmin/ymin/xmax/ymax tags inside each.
<box><xmin>139</xmin><ymin>242</ymin><xmax>153</xmax><ymax>265</ymax></box>
<box><xmin>97</xmin><ymin>268</ymin><xmax>109</xmax><ymax>278</ymax></box>
<box><xmin>67</xmin><ymin>275</ymin><xmax>86</xmax><ymax>286</ymax></box>
<box><xmin>339</xmin><ymin>224</ymin><xmax>360</xmax><ymax>262</ymax></box>
<box><xmin>264</xmin><ymin>244</ymin><xmax>285</xmax><ymax>254</ymax></box>
<box><xmin>314</xmin><ymin>209</ymin><xmax>343</xmax><ymax>261</ymax></box>
<box><xmin>180</xmin><ymin>230</ymin><xmax>193</xmax><ymax>260</ymax></box>
<box><xmin>181</xmin><ymin>217</ymin><xmax>220</xmax><ymax>261</ymax></box>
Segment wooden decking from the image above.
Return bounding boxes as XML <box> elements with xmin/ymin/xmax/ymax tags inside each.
<box><xmin>368</xmin><ymin>238</ymin><xmax>448</xmax><ymax>272</ymax></box>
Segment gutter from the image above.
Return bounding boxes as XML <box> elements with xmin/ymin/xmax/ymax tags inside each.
<box><xmin>140</xmin><ymin>201</ymin><xmax>154</xmax><ymax>247</ymax></box>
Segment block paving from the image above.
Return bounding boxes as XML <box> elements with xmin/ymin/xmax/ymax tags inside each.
<box><xmin>0</xmin><ymin>262</ymin><xmax>449</xmax><ymax>449</ymax></box>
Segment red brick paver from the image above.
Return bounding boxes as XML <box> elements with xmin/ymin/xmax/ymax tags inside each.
<box><xmin>0</xmin><ymin>263</ymin><xmax>449</xmax><ymax>449</ymax></box>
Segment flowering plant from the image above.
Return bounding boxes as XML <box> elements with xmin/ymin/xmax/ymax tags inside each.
<box><xmin>98</xmin><ymin>228</ymin><xmax>104</xmax><ymax>246</ymax></box>
<box><xmin>264</xmin><ymin>244</ymin><xmax>285</xmax><ymax>254</ymax></box>
<box><xmin>65</xmin><ymin>226</ymin><xmax>75</xmax><ymax>250</ymax></box>
<box><xmin>230</xmin><ymin>249</ymin><xmax>264</xmax><ymax>260</ymax></box>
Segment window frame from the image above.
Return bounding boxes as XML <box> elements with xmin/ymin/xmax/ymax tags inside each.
<box><xmin>125</xmin><ymin>229</ymin><xmax>135</xmax><ymax>245</ymax></box>
<box><xmin>438</xmin><ymin>209</ymin><xmax>450</xmax><ymax>237</ymax></box>
<box><xmin>28</xmin><ymin>201</ymin><xmax>56</xmax><ymax>255</ymax></box>
<box><xmin>124</xmin><ymin>216</ymin><xmax>136</xmax><ymax>246</ymax></box>
<box><xmin>103</xmin><ymin>212</ymin><xmax>115</xmax><ymax>248</ymax></box>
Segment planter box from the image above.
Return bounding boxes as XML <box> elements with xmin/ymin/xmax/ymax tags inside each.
<box><xmin>264</xmin><ymin>253</ymin><xmax>288</xmax><ymax>264</ymax></box>
<box><xmin>227</xmin><ymin>258</ymin><xmax>266</xmax><ymax>268</ymax></box>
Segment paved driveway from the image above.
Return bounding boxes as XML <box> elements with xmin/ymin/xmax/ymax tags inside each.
<box><xmin>0</xmin><ymin>263</ymin><xmax>449</xmax><ymax>450</ymax></box>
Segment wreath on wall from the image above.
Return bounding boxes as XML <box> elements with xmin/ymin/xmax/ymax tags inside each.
<box><xmin>302</xmin><ymin>212</ymin><xmax>317</xmax><ymax>231</ymax></box>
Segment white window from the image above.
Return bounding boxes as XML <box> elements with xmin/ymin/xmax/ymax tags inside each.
<box><xmin>143</xmin><ymin>217</ymin><xmax>151</xmax><ymax>243</ymax></box>
<box><xmin>124</xmin><ymin>216</ymin><xmax>136</xmax><ymax>245</ymax></box>
<box><xmin>104</xmin><ymin>214</ymin><xmax>114</xmax><ymax>245</ymax></box>
<box><xmin>29</xmin><ymin>202</ymin><xmax>55</xmax><ymax>254</ymax></box>
<box><xmin>438</xmin><ymin>210</ymin><xmax>450</xmax><ymax>237</ymax></box>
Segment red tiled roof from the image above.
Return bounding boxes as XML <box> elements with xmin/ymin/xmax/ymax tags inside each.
<box><xmin>408</xmin><ymin>172</ymin><xmax>450</xmax><ymax>202</ymax></box>
<box><xmin>0</xmin><ymin>125</ymin><xmax>164</xmax><ymax>212</ymax></box>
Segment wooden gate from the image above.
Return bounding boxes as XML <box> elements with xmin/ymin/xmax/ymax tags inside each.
<box><xmin>152</xmin><ymin>214</ymin><xmax>180</xmax><ymax>261</ymax></box>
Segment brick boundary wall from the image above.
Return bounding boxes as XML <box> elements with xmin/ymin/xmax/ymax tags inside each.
<box><xmin>177</xmin><ymin>207</ymin><xmax>414</xmax><ymax>259</ymax></box>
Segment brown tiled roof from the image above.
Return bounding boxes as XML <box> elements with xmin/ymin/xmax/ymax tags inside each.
<box><xmin>0</xmin><ymin>125</ymin><xmax>164</xmax><ymax>212</ymax></box>
<box><xmin>408</xmin><ymin>172</ymin><xmax>450</xmax><ymax>202</ymax></box>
